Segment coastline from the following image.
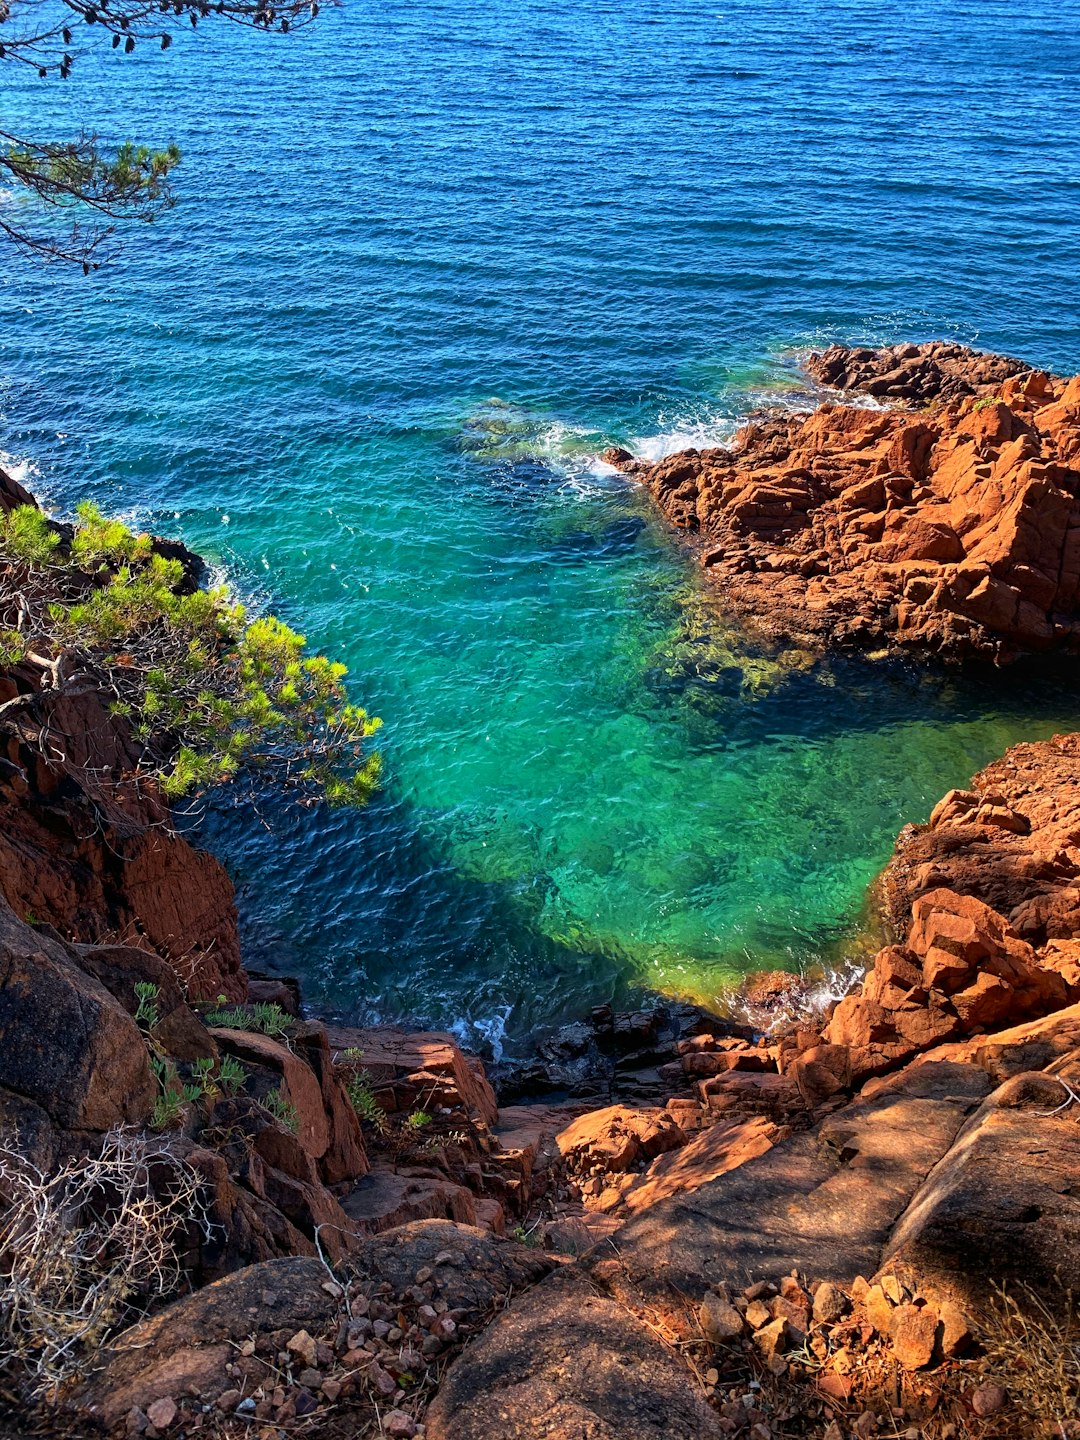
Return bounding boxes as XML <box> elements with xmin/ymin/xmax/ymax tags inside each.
<box><xmin>4</xmin><ymin>345</ymin><xmax>1080</xmax><ymax>1436</ymax></box>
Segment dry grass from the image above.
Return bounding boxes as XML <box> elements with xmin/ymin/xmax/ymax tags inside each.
<box><xmin>0</xmin><ymin>1128</ymin><xmax>209</xmax><ymax>1401</ymax></box>
<box><xmin>978</xmin><ymin>1283</ymin><xmax>1080</xmax><ymax>1437</ymax></box>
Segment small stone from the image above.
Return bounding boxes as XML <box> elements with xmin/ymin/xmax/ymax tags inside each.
<box><xmin>372</xmin><ymin>1365</ymin><xmax>397</xmax><ymax>1397</ymax></box>
<box><xmin>216</xmin><ymin>1389</ymin><xmax>242</xmax><ymax>1413</ymax></box>
<box><xmin>971</xmin><ymin>1383</ymin><xmax>1008</xmax><ymax>1417</ymax></box>
<box><xmin>286</xmin><ymin>1330</ymin><xmax>318</xmax><ymax>1369</ymax></box>
<box><xmin>321</xmin><ymin>1378</ymin><xmax>342</xmax><ymax>1402</ymax></box>
<box><xmin>415</xmin><ymin>1267</ymin><xmax>434</xmax><ymax>1283</ymax></box>
<box><xmin>823</xmin><ymin>1425</ymin><xmax>843</xmax><ymax>1440</ymax></box>
<box><xmin>239</xmin><ymin>1339</ymin><xmax>256</xmax><ymax>1358</ymax></box>
<box><xmin>863</xmin><ymin>1284</ymin><xmax>894</xmax><ymax>1336</ymax></box>
<box><xmin>879</xmin><ymin>1273</ymin><xmax>906</xmax><ymax>1304</ymax></box>
<box><xmin>745</xmin><ymin>1299</ymin><xmax>772</xmax><ymax>1329</ymax></box>
<box><xmin>321</xmin><ymin>1279</ymin><xmax>344</xmax><ymax>1298</ymax></box>
<box><xmin>699</xmin><ymin>1293</ymin><xmax>745</xmax><ymax>1344</ymax></box>
<box><xmin>938</xmin><ymin>1300</ymin><xmax>972</xmax><ymax>1357</ymax></box>
<box><xmin>752</xmin><ymin>1318</ymin><xmax>791</xmax><ymax>1359</ymax></box>
<box><xmin>236</xmin><ymin>1398</ymin><xmax>256</xmax><ymax>1415</ymax></box>
<box><xmin>743</xmin><ymin>1281</ymin><xmax>775</xmax><ymax>1301</ymax></box>
<box><xmin>432</xmin><ymin>1315</ymin><xmax>457</xmax><ymax>1340</ymax></box>
<box><xmin>146</xmin><ymin>1399</ymin><xmax>177</xmax><ymax>1431</ymax></box>
<box><xmin>812</xmin><ymin>1282</ymin><xmax>849</xmax><ymax>1324</ymax></box>
<box><xmin>705</xmin><ymin>1367</ymin><xmax>720</xmax><ymax>1386</ymax></box>
<box><xmin>126</xmin><ymin>1408</ymin><xmax>149</xmax><ymax>1436</ymax></box>
<box><xmin>889</xmin><ymin>1303</ymin><xmax>939</xmax><ymax>1370</ymax></box>
<box><xmin>298</xmin><ymin>1368</ymin><xmax>321</xmax><ymax>1389</ymax></box>
<box><xmin>778</xmin><ymin>1275</ymin><xmax>808</xmax><ymax>1303</ymax></box>
<box><xmin>384</xmin><ymin>1411</ymin><xmax>417</xmax><ymax>1439</ymax></box>
<box><xmin>294</xmin><ymin>1389</ymin><xmax>319</xmax><ymax>1418</ymax></box>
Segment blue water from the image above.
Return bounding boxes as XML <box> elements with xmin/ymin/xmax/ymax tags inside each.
<box><xmin>3</xmin><ymin>0</ymin><xmax>1080</xmax><ymax>1050</ymax></box>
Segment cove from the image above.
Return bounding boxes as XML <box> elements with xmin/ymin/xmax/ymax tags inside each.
<box><xmin>3</xmin><ymin>0</ymin><xmax>1080</xmax><ymax>1052</ymax></box>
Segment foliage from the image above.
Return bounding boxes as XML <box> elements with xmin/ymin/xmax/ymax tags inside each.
<box><xmin>261</xmin><ymin>1086</ymin><xmax>299</xmax><ymax>1134</ymax></box>
<box><xmin>203</xmin><ymin>1000</ymin><xmax>292</xmax><ymax>1039</ymax></box>
<box><xmin>344</xmin><ymin>1070</ymin><xmax>388</xmax><ymax>1133</ymax></box>
<box><xmin>148</xmin><ymin>1055</ymin><xmax>197</xmax><ymax>1130</ymax></box>
<box><xmin>215</xmin><ymin>1055</ymin><xmax>248</xmax><ymax>1097</ymax></box>
<box><xmin>405</xmin><ymin>1108</ymin><xmax>432</xmax><ymax>1132</ymax></box>
<box><xmin>0</xmin><ymin>502</ymin><xmax>382</xmax><ymax>815</ymax></box>
<box><xmin>133</xmin><ymin>979</ymin><xmax>160</xmax><ymax>1033</ymax></box>
<box><xmin>0</xmin><ymin>1129</ymin><xmax>209</xmax><ymax>1399</ymax></box>
<box><xmin>1</xmin><ymin>506</ymin><xmax>60</xmax><ymax>565</ymax></box>
<box><xmin>0</xmin><ymin>0</ymin><xmax>328</xmax><ymax>268</ymax></box>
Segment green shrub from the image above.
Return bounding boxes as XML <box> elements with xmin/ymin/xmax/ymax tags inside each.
<box><xmin>203</xmin><ymin>1000</ymin><xmax>291</xmax><ymax>1039</ymax></box>
<box><xmin>0</xmin><ymin>506</ymin><xmax>59</xmax><ymax>565</ymax></box>
<box><xmin>262</xmin><ymin>1087</ymin><xmax>299</xmax><ymax>1134</ymax></box>
<box><xmin>133</xmin><ymin>981</ymin><xmax>160</xmax><ymax>1033</ymax></box>
<box><xmin>0</xmin><ymin>502</ymin><xmax>382</xmax><ymax>810</ymax></box>
<box><xmin>215</xmin><ymin>1055</ymin><xmax>248</xmax><ymax>1097</ymax></box>
<box><xmin>344</xmin><ymin>1070</ymin><xmax>387</xmax><ymax>1133</ymax></box>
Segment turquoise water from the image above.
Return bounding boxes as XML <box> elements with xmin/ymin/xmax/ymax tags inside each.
<box><xmin>3</xmin><ymin>0</ymin><xmax>1080</xmax><ymax>1049</ymax></box>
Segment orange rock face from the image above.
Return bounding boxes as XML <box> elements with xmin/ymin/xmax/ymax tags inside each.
<box><xmin>825</xmin><ymin>732</ymin><xmax>1080</xmax><ymax>1082</ymax></box>
<box><xmin>607</xmin><ymin>344</ymin><xmax>1080</xmax><ymax>662</ymax></box>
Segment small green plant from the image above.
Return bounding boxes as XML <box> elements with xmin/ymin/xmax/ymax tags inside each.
<box><xmin>262</xmin><ymin>1087</ymin><xmax>299</xmax><ymax>1134</ymax></box>
<box><xmin>345</xmin><ymin>1071</ymin><xmax>387</xmax><ymax>1133</ymax></box>
<box><xmin>972</xmin><ymin>394</ymin><xmax>1003</xmax><ymax>411</ymax></box>
<box><xmin>148</xmin><ymin>1056</ymin><xmax>193</xmax><ymax>1132</ymax></box>
<box><xmin>22</xmin><ymin>909</ymin><xmax>38</xmax><ymax>927</ymax></box>
<box><xmin>133</xmin><ymin>981</ymin><xmax>160</xmax><ymax>1033</ymax></box>
<box><xmin>0</xmin><ymin>630</ymin><xmax>27</xmax><ymax>667</ymax></box>
<box><xmin>405</xmin><ymin>1109</ymin><xmax>432</xmax><ymax>1132</ymax></box>
<box><xmin>0</xmin><ymin>505</ymin><xmax>60</xmax><ymax>565</ymax></box>
<box><xmin>188</xmin><ymin>1056</ymin><xmax>217</xmax><ymax>1098</ymax></box>
<box><xmin>203</xmin><ymin>1001</ymin><xmax>291</xmax><ymax>1039</ymax></box>
<box><xmin>215</xmin><ymin>1055</ymin><xmax>248</xmax><ymax>1098</ymax></box>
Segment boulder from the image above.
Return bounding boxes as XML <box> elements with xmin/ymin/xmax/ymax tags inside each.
<box><xmin>554</xmin><ymin>1103</ymin><xmax>687</xmax><ymax>1177</ymax></box>
<box><xmin>0</xmin><ymin>900</ymin><xmax>154</xmax><ymax>1154</ymax></box>
<box><xmin>76</xmin><ymin>1257</ymin><xmax>339</xmax><ymax>1428</ymax></box>
<box><xmin>425</xmin><ymin>1268</ymin><xmax>725</xmax><ymax>1440</ymax></box>
<box><xmin>326</xmin><ymin>1023</ymin><xmax>498</xmax><ymax>1127</ymax></box>
<box><xmin>883</xmin><ymin>1070</ymin><xmax>1080</xmax><ymax>1305</ymax></box>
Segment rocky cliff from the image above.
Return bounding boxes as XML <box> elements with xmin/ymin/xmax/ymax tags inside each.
<box><xmin>3</xmin><ymin>379</ymin><xmax>1080</xmax><ymax>1440</ymax></box>
<box><xmin>605</xmin><ymin>342</ymin><xmax>1080</xmax><ymax>663</ymax></box>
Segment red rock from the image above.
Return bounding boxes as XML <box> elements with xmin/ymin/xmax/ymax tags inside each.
<box><xmin>555</xmin><ymin>1104</ymin><xmax>687</xmax><ymax>1175</ymax></box>
<box><xmin>145</xmin><ymin>1397</ymin><xmax>177</xmax><ymax>1430</ymax></box>
<box><xmin>326</xmin><ymin>1023</ymin><xmax>498</xmax><ymax>1126</ymax></box>
<box><xmin>607</xmin><ymin>346</ymin><xmax>1080</xmax><ymax>663</ymax></box>
<box><xmin>888</xmin><ymin>1302</ymin><xmax>939</xmax><ymax>1369</ymax></box>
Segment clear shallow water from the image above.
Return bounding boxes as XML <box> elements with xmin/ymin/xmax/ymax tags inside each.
<box><xmin>3</xmin><ymin>0</ymin><xmax>1080</xmax><ymax>1050</ymax></box>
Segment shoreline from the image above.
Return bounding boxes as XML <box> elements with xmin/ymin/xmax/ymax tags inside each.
<box><xmin>4</xmin><ymin>342</ymin><xmax>1080</xmax><ymax>1435</ymax></box>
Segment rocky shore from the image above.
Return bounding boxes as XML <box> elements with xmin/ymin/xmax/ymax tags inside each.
<box><xmin>2</xmin><ymin>348</ymin><xmax>1080</xmax><ymax>1439</ymax></box>
<box><xmin>605</xmin><ymin>341</ymin><xmax>1080</xmax><ymax>663</ymax></box>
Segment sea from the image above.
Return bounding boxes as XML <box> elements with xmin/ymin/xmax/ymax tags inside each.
<box><xmin>3</xmin><ymin>0</ymin><xmax>1080</xmax><ymax>1053</ymax></box>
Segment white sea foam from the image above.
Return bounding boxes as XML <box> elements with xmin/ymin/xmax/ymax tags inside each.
<box><xmin>450</xmin><ymin>1003</ymin><xmax>513</xmax><ymax>1062</ymax></box>
<box><xmin>0</xmin><ymin>451</ymin><xmax>40</xmax><ymax>491</ymax></box>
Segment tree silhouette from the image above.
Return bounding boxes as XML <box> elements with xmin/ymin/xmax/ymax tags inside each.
<box><xmin>0</xmin><ymin>0</ymin><xmax>324</xmax><ymax>268</ymax></box>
